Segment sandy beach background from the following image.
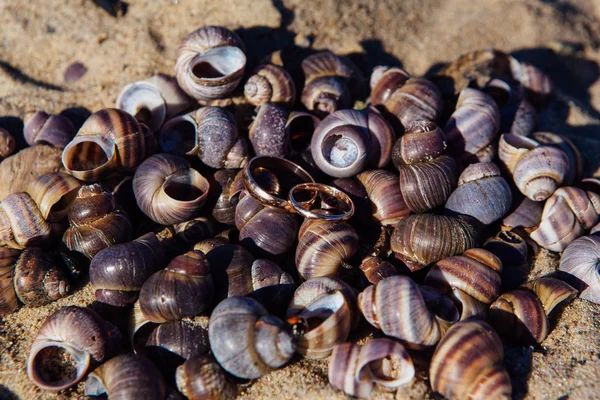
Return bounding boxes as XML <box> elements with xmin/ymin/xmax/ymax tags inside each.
<box><xmin>1</xmin><ymin>0</ymin><xmax>600</xmax><ymax>399</ymax></box>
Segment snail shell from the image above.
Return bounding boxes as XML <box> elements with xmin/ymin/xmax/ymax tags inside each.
<box><xmin>211</xmin><ymin>169</ymin><xmax>244</xmax><ymax>226</ymax></box>
<box><xmin>90</xmin><ymin>233</ymin><xmax>165</xmax><ymax>306</ymax></box>
<box><xmin>85</xmin><ymin>354</ymin><xmax>166</xmax><ymax>400</ymax></box>
<box><xmin>358</xmin><ymin>275</ymin><xmax>459</xmax><ymax>349</ymax></box>
<box><xmin>286</xmin><ymin>277</ymin><xmax>358</xmax><ymax>359</ymax></box>
<box><xmin>0</xmin><ymin>192</ymin><xmax>52</xmax><ymax>249</ymax></box>
<box><xmin>0</xmin><ymin>128</ymin><xmax>16</xmax><ymax>159</ymax></box>
<box><xmin>63</xmin><ymin>184</ymin><xmax>132</xmax><ymax>260</ymax></box>
<box><xmin>62</xmin><ymin>108</ymin><xmax>151</xmax><ymax>182</ymax></box>
<box><xmin>484</xmin><ymin>230</ymin><xmax>529</xmax><ymax>290</ymax></box>
<box><xmin>369</xmin><ymin>66</ymin><xmax>411</xmax><ymax>105</ymax></box>
<box><xmin>26</xmin><ymin>172</ymin><xmax>81</xmax><ymax>222</ymax></box>
<box><xmin>176</xmin><ymin>355</ymin><xmax>237</xmax><ymax>400</ymax></box>
<box><xmin>248</xmin><ymin>103</ymin><xmax>291</xmax><ymax>158</ymax></box>
<box><xmin>139</xmin><ymin>250</ymin><xmax>214</xmax><ymax>323</ymax></box>
<box><xmin>331</xmin><ymin>177</ymin><xmax>372</xmax><ymax>226</ymax></box>
<box><xmin>443</xmin><ymin>88</ymin><xmax>501</xmax><ymax>163</ymax></box>
<box><xmin>509</xmin><ymin>57</ymin><xmax>553</xmax><ymax>105</ymax></box>
<box><xmin>329</xmin><ymin>338</ymin><xmax>415</xmax><ymax>398</ymax></box>
<box><xmin>392</xmin><ymin>120</ymin><xmax>459</xmax><ymax>213</ymax></box>
<box><xmin>249</xmin><ymin>258</ymin><xmax>296</xmax><ymax>316</ymax></box>
<box><xmin>145</xmin><ymin>320</ymin><xmax>210</xmax><ymax>361</ymax></box>
<box><xmin>174</xmin><ymin>215</ymin><xmax>217</xmax><ymax>247</ymax></box>
<box><xmin>174</xmin><ymin>26</ymin><xmax>246</xmax><ymax>100</ymax></box>
<box><xmin>444</xmin><ymin>162</ymin><xmax>512</xmax><ymax>225</ymax></box>
<box><xmin>530</xmin><ymin>187</ymin><xmax>600</xmax><ymax>252</ymax></box>
<box><xmin>355</xmin><ymin>169</ymin><xmax>409</xmax><ymax>226</ymax></box>
<box><xmin>391</xmin><ymin>214</ymin><xmax>479</xmax><ymax>272</ymax></box>
<box><xmin>429</xmin><ymin>320</ymin><xmax>512</xmax><ymax>400</ymax></box>
<box><xmin>209</xmin><ymin>296</ymin><xmax>295</xmax><ymax>379</ymax></box>
<box><xmin>559</xmin><ymin>234</ymin><xmax>600</xmax><ymax>304</ymax></box>
<box><xmin>23</xmin><ymin>111</ymin><xmax>76</xmax><ymax>148</ymax></box>
<box><xmin>498</xmin><ymin>134</ymin><xmax>569</xmax><ymax>201</ymax></box>
<box><xmin>296</xmin><ymin>218</ymin><xmax>359</xmax><ymax>280</ymax></box>
<box><xmin>204</xmin><ymin>243</ymin><xmax>254</xmax><ymax>300</ymax></box>
<box><xmin>359</xmin><ymin>256</ymin><xmax>398</xmax><ymax>286</ymax></box>
<box><xmin>28</xmin><ymin>306</ymin><xmax>114</xmax><ymax>391</ymax></box>
<box><xmin>501</xmin><ymin>196</ymin><xmax>543</xmax><ymax>232</ymax></box>
<box><xmin>244</xmin><ymin>64</ymin><xmax>296</xmax><ymax>107</ymax></box>
<box><xmin>483</xmin><ymin>78</ymin><xmax>536</xmax><ymax>137</ymax></box>
<box><xmin>116</xmin><ymin>73</ymin><xmax>191</xmax><ymax>133</ymax></box>
<box><xmin>0</xmin><ymin>247</ymin><xmax>21</xmax><ymax>314</ymax></box>
<box><xmin>532</xmin><ymin>131</ymin><xmax>582</xmax><ymax>186</ymax></box>
<box><xmin>133</xmin><ymin>153</ymin><xmax>210</xmax><ymax>225</ymax></box>
<box><xmin>310</xmin><ymin>108</ymin><xmax>395</xmax><ymax>178</ymax></box>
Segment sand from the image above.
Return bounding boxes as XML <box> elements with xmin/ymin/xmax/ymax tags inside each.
<box><xmin>1</xmin><ymin>0</ymin><xmax>600</xmax><ymax>399</ymax></box>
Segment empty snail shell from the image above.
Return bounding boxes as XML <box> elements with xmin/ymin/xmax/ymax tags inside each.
<box><xmin>90</xmin><ymin>233</ymin><xmax>165</xmax><ymax>307</ymax></box>
<box><xmin>483</xmin><ymin>78</ymin><xmax>536</xmax><ymax>137</ymax></box>
<box><xmin>425</xmin><ymin>248</ymin><xmax>502</xmax><ymax>320</ymax></box>
<box><xmin>23</xmin><ymin>111</ymin><xmax>76</xmax><ymax>148</ymax></box>
<box><xmin>26</xmin><ymin>172</ymin><xmax>81</xmax><ymax>222</ymax></box>
<box><xmin>28</xmin><ymin>306</ymin><xmax>115</xmax><ymax>391</ymax></box>
<box><xmin>369</xmin><ymin>66</ymin><xmax>411</xmax><ymax>105</ymax></box>
<box><xmin>530</xmin><ymin>187</ymin><xmax>600</xmax><ymax>252</ymax></box>
<box><xmin>159</xmin><ymin>106</ymin><xmax>248</xmax><ymax>169</ymax></box>
<box><xmin>85</xmin><ymin>354</ymin><xmax>166</xmax><ymax>400</ymax></box>
<box><xmin>329</xmin><ymin>338</ymin><xmax>415</xmax><ymax>398</ymax></box>
<box><xmin>358</xmin><ymin>275</ymin><xmax>459</xmax><ymax>349</ymax></box>
<box><xmin>296</xmin><ymin>218</ymin><xmax>359</xmax><ymax>280</ymax></box>
<box><xmin>310</xmin><ymin>108</ymin><xmax>395</xmax><ymax>178</ymax></box>
<box><xmin>484</xmin><ymin>230</ymin><xmax>529</xmax><ymax>290</ymax></box>
<box><xmin>531</xmin><ymin>131</ymin><xmax>582</xmax><ymax>186</ymax></box>
<box><xmin>133</xmin><ymin>153</ymin><xmax>210</xmax><ymax>225</ymax></box>
<box><xmin>116</xmin><ymin>73</ymin><xmax>191</xmax><ymax>133</ymax></box>
<box><xmin>145</xmin><ymin>320</ymin><xmax>210</xmax><ymax>361</ymax></box>
<box><xmin>331</xmin><ymin>177</ymin><xmax>372</xmax><ymax>225</ymax></box>
<box><xmin>391</xmin><ymin>213</ymin><xmax>479</xmax><ymax>272</ymax></box>
<box><xmin>0</xmin><ymin>192</ymin><xmax>52</xmax><ymax>249</ymax></box>
<box><xmin>248</xmin><ymin>103</ymin><xmax>291</xmax><ymax>158</ymax></box>
<box><xmin>62</xmin><ymin>108</ymin><xmax>151</xmax><ymax>182</ymax></box>
<box><xmin>209</xmin><ymin>296</ymin><xmax>295</xmax><ymax>379</ymax></box>
<box><xmin>445</xmin><ymin>162</ymin><xmax>512</xmax><ymax>225</ymax></box>
<box><xmin>359</xmin><ymin>256</ymin><xmax>398</xmax><ymax>286</ymax></box>
<box><xmin>0</xmin><ymin>247</ymin><xmax>22</xmax><ymax>314</ymax></box>
<box><xmin>244</xmin><ymin>64</ymin><xmax>296</xmax><ymax>107</ymax></box>
<box><xmin>443</xmin><ymin>88</ymin><xmax>501</xmax><ymax>163</ymax></box>
<box><xmin>204</xmin><ymin>243</ymin><xmax>254</xmax><ymax>300</ymax></box>
<box><xmin>139</xmin><ymin>250</ymin><xmax>213</xmax><ymax>323</ymax></box>
<box><xmin>175</xmin><ymin>26</ymin><xmax>246</xmax><ymax>100</ymax></box>
<box><xmin>63</xmin><ymin>184</ymin><xmax>132</xmax><ymax>260</ymax></box>
<box><xmin>176</xmin><ymin>355</ymin><xmax>237</xmax><ymax>400</ymax></box>
<box><xmin>0</xmin><ymin>128</ymin><xmax>16</xmax><ymax>159</ymax></box>
<box><xmin>429</xmin><ymin>320</ymin><xmax>512</xmax><ymax>400</ymax></box>
<box><xmin>501</xmin><ymin>196</ymin><xmax>544</xmax><ymax>232</ymax></box>
<box><xmin>286</xmin><ymin>277</ymin><xmax>358</xmax><ymax>358</ymax></box>
<box><xmin>559</xmin><ymin>234</ymin><xmax>600</xmax><ymax>304</ymax></box>
<box><xmin>249</xmin><ymin>258</ymin><xmax>296</xmax><ymax>316</ymax></box>
<box><xmin>355</xmin><ymin>169</ymin><xmax>409</xmax><ymax>226</ymax></box>
<box><xmin>392</xmin><ymin>120</ymin><xmax>459</xmax><ymax>213</ymax></box>
<box><xmin>498</xmin><ymin>134</ymin><xmax>569</xmax><ymax>201</ymax></box>
<box><xmin>211</xmin><ymin>169</ymin><xmax>244</xmax><ymax>226</ymax></box>
<box><xmin>301</xmin><ymin>51</ymin><xmax>363</xmax><ymax>117</ymax></box>
<box><xmin>509</xmin><ymin>57</ymin><xmax>553</xmax><ymax>105</ymax></box>
<box><xmin>174</xmin><ymin>215</ymin><xmax>217</xmax><ymax>247</ymax></box>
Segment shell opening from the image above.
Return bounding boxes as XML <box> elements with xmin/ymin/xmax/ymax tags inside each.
<box><xmin>62</xmin><ymin>136</ymin><xmax>115</xmax><ymax>177</ymax></box>
<box><xmin>116</xmin><ymin>82</ymin><xmax>166</xmax><ymax>132</ymax></box>
<box><xmin>28</xmin><ymin>344</ymin><xmax>90</xmax><ymax>391</ymax></box>
<box><xmin>159</xmin><ymin>116</ymin><xmax>198</xmax><ymax>156</ymax></box>
<box><xmin>191</xmin><ymin>46</ymin><xmax>246</xmax><ymax>81</ymax></box>
<box><xmin>163</xmin><ymin>170</ymin><xmax>208</xmax><ymax>203</ymax></box>
<box><xmin>323</xmin><ymin>135</ymin><xmax>359</xmax><ymax>168</ymax></box>
<box><xmin>287</xmin><ymin>113</ymin><xmax>320</xmax><ymax>153</ymax></box>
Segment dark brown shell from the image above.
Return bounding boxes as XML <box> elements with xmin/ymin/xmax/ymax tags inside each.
<box><xmin>0</xmin><ymin>128</ymin><xmax>16</xmax><ymax>159</ymax></box>
<box><xmin>205</xmin><ymin>243</ymin><xmax>254</xmax><ymax>300</ymax></box>
<box><xmin>356</xmin><ymin>169</ymin><xmax>409</xmax><ymax>226</ymax></box>
<box><xmin>211</xmin><ymin>169</ymin><xmax>244</xmax><ymax>226</ymax></box>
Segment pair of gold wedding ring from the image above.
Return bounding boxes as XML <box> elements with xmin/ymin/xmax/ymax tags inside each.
<box><xmin>242</xmin><ymin>156</ymin><xmax>355</xmax><ymax>221</ymax></box>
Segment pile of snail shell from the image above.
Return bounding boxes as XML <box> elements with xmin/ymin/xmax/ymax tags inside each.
<box><xmin>2</xmin><ymin>24</ymin><xmax>595</xmax><ymax>400</ymax></box>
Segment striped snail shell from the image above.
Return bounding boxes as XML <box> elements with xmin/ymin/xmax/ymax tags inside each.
<box><xmin>85</xmin><ymin>354</ymin><xmax>166</xmax><ymax>400</ymax></box>
<box><xmin>484</xmin><ymin>230</ymin><xmax>529</xmax><ymax>290</ymax></box>
<box><xmin>209</xmin><ymin>296</ymin><xmax>295</xmax><ymax>379</ymax></box>
<box><xmin>244</xmin><ymin>64</ymin><xmax>296</xmax><ymax>107</ymax></box>
<box><xmin>444</xmin><ymin>162</ymin><xmax>512</xmax><ymax>225</ymax></box>
<box><xmin>483</xmin><ymin>78</ymin><xmax>537</xmax><ymax>137</ymax></box>
<box><xmin>331</xmin><ymin>177</ymin><xmax>372</xmax><ymax>226</ymax></box>
<box><xmin>63</xmin><ymin>184</ymin><xmax>132</xmax><ymax>260</ymax></box>
<box><xmin>310</xmin><ymin>108</ymin><xmax>395</xmax><ymax>178</ymax></box>
<box><xmin>116</xmin><ymin>73</ymin><xmax>191</xmax><ymax>133</ymax></box>
<box><xmin>174</xmin><ymin>215</ymin><xmax>217</xmax><ymax>247</ymax></box>
<box><xmin>174</xmin><ymin>26</ymin><xmax>246</xmax><ymax>100</ymax></box>
<box><xmin>249</xmin><ymin>258</ymin><xmax>296</xmax><ymax>316</ymax></box>
<box><xmin>443</xmin><ymin>88</ymin><xmax>501</xmax><ymax>164</ymax></box>
<box><xmin>390</xmin><ymin>214</ymin><xmax>479</xmax><ymax>272</ymax></box>
<box><xmin>0</xmin><ymin>247</ymin><xmax>22</xmax><ymax>314</ymax></box>
<box><xmin>26</xmin><ymin>172</ymin><xmax>81</xmax><ymax>222</ymax></box>
<box><xmin>359</xmin><ymin>256</ymin><xmax>398</xmax><ymax>286</ymax></box>
<box><xmin>430</xmin><ymin>320</ymin><xmax>512</xmax><ymax>400</ymax></box>
<box><xmin>203</xmin><ymin>243</ymin><xmax>254</xmax><ymax>300</ymax></box>
<box><xmin>509</xmin><ymin>57</ymin><xmax>553</xmax><ymax>105</ymax></box>
<box><xmin>0</xmin><ymin>128</ymin><xmax>15</xmax><ymax>160</ymax></box>
<box><xmin>358</xmin><ymin>275</ymin><xmax>459</xmax><ymax>349</ymax></box>
<box><xmin>392</xmin><ymin>120</ymin><xmax>459</xmax><ymax>213</ymax></box>
<box><xmin>0</xmin><ymin>192</ymin><xmax>52</xmax><ymax>249</ymax></box>
<box><xmin>28</xmin><ymin>306</ymin><xmax>116</xmax><ymax>391</ymax></box>
<box><xmin>295</xmin><ymin>217</ymin><xmax>359</xmax><ymax>280</ymax></box>
<box><xmin>530</xmin><ymin>187</ymin><xmax>600</xmax><ymax>252</ymax></box>
<box><xmin>211</xmin><ymin>169</ymin><xmax>244</xmax><ymax>226</ymax></box>
<box><xmin>532</xmin><ymin>131</ymin><xmax>582</xmax><ymax>186</ymax></box>
<box><xmin>425</xmin><ymin>248</ymin><xmax>503</xmax><ymax>320</ymax></box>
<box><xmin>133</xmin><ymin>154</ymin><xmax>210</xmax><ymax>225</ymax></box>
<box><xmin>501</xmin><ymin>196</ymin><xmax>544</xmax><ymax>232</ymax></box>
<box><xmin>286</xmin><ymin>277</ymin><xmax>358</xmax><ymax>359</ymax></box>
<box><xmin>248</xmin><ymin>103</ymin><xmax>291</xmax><ymax>158</ymax></box>
<box><xmin>559</xmin><ymin>234</ymin><xmax>600</xmax><ymax>304</ymax></box>
<box><xmin>90</xmin><ymin>233</ymin><xmax>165</xmax><ymax>307</ymax></box>
<box><xmin>139</xmin><ymin>250</ymin><xmax>214</xmax><ymax>323</ymax></box>
<box><xmin>355</xmin><ymin>169</ymin><xmax>409</xmax><ymax>226</ymax></box>
<box><xmin>176</xmin><ymin>355</ymin><xmax>237</xmax><ymax>400</ymax></box>
<box><xmin>498</xmin><ymin>134</ymin><xmax>569</xmax><ymax>201</ymax></box>
<box><xmin>369</xmin><ymin>66</ymin><xmax>411</xmax><ymax>105</ymax></box>
<box><xmin>62</xmin><ymin>108</ymin><xmax>152</xmax><ymax>182</ymax></box>
<box><xmin>329</xmin><ymin>338</ymin><xmax>415</xmax><ymax>398</ymax></box>
<box><xmin>23</xmin><ymin>111</ymin><xmax>76</xmax><ymax>147</ymax></box>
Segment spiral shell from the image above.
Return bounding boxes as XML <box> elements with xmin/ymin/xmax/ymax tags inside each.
<box><xmin>175</xmin><ymin>26</ymin><xmax>246</xmax><ymax>100</ymax></box>
<box><xmin>209</xmin><ymin>296</ymin><xmax>295</xmax><ymax>379</ymax></box>
<box><xmin>0</xmin><ymin>192</ymin><xmax>52</xmax><ymax>249</ymax></box>
<box><xmin>445</xmin><ymin>162</ymin><xmax>512</xmax><ymax>225</ymax></box>
<box><xmin>355</xmin><ymin>169</ymin><xmax>409</xmax><ymax>226</ymax></box>
<box><xmin>501</xmin><ymin>196</ymin><xmax>543</xmax><ymax>232</ymax></box>
<box><xmin>359</xmin><ymin>256</ymin><xmax>398</xmax><ymax>286</ymax></box>
<box><xmin>211</xmin><ymin>169</ymin><xmax>244</xmax><ymax>225</ymax></box>
<box><xmin>23</xmin><ymin>111</ymin><xmax>76</xmax><ymax>148</ymax></box>
<box><xmin>509</xmin><ymin>57</ymin><xmax>553</xmax><ymax>105</ymax></box>
<box><xmin>133</xmin><ymin>154</ymin><xmax>210</xmax><ymax>225</ymax></box>
<box><xmin>62</xmin><ymin>108</ymin><xmax>151</xmax><ymax>181</ymax></box>
<box><xmin>0</xmin><ymin>128</ymin><xmax>16</xmax><ymax>159</ymax></box>
<box><xmin>532</xmin><ymin>131</ymin><xmax>581</xmax><ymax>186</ymax></box>
<box><xmin>329</xmin><ymin>338</ymin><xmax>415</xmax><ymax>398</ymax></box>
<box><xmin>484</xmin><ymin>230</ymin><xmax>529</xmax><ymax>290</ymax></box>
<box><xmin>559</xmin><ymin>235</ymin><xmax>600</xmax><ymax>304</ymax></box>
<box><xmin>483</xmin><ymin>78</ymin><xmax>536</xmax><ymax>137</ymax></box>
<box><xmin>244</xmin><ymin>64</ymin><xmax>296</xmax><ymax>107</ymax></box>
<box><xmin>248</xmin><ymin>103</ymin><xmax>291</xmax><ymax>158</ymax></box>
<box><xmin>429</xmin><ymin>320</ymin><xmax>512</xmax><ymax>400</ymax></box>
<box><xmin>369</xmin><ymin>66</ymin><xmax>411</xmax><ymax>105</ymax></box>
<box><xmin>176</xmin><ymin>355</ymin><xmax>237</xmax><ymax>400</ymax></box>
<box><xmin>26</xmin><ymin>172</ymin><xmax>81</xmax><ymax>222</ymax></box>
<box><xmin>204</xmin><ymin>243</ymin><xmax>254</xmax><ymax>300</ymax></box>
<box><xmin>0</xmin><ymin>247</ymin><xmax>21</xmax><ymax>314</ymax></box>
<box><xmin>28</xmin><ymin>306</ymin><xmax>115</xmax><ymax>391</ymax></box>
<box><xmin>310</xmin><ymin>108</ymin><xmax>395</xmax><ymax>178</ymax></box>
<box><xmin>249</xmin><ymin>258</ymin><xmax>296</xmax><ymax>316</ymax></box>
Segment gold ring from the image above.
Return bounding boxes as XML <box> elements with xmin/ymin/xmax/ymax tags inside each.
<box><xmin>288</xmin><ymin>183</ymin><xmax>355</xmax><ymax>221</ymax></box>
<box><xmin>243</xmin><ymin>156</ymin><xmax>315</xmax><ymax>212</ymax></box>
